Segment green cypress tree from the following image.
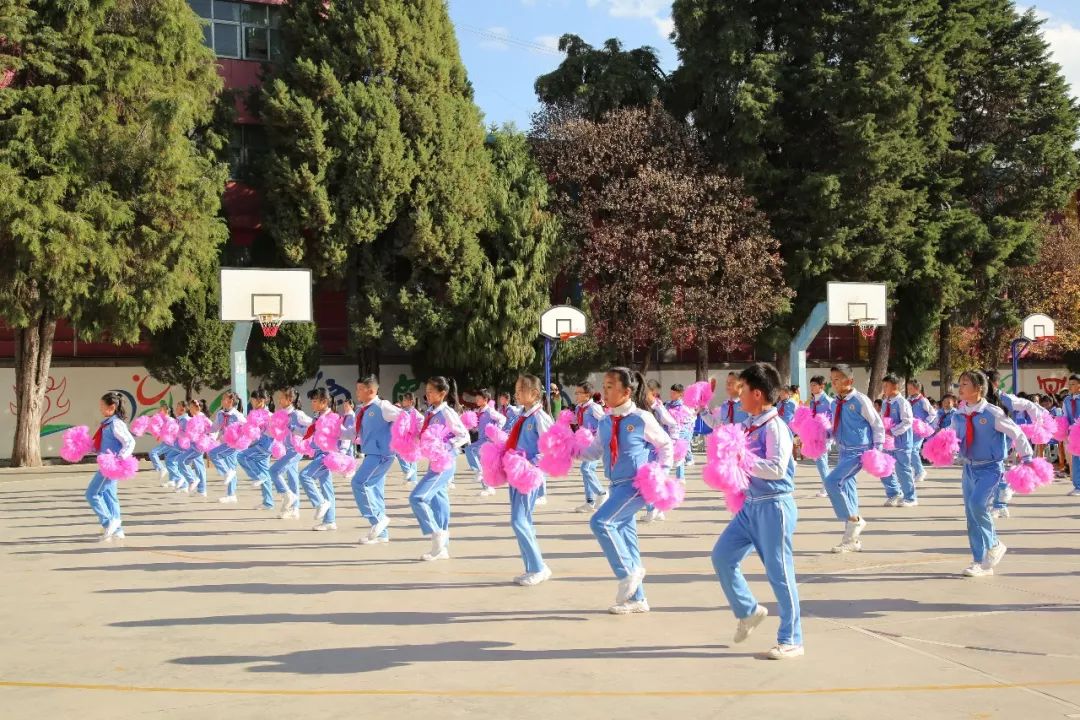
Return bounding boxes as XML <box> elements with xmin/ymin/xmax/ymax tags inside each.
<box><xmin>248</xmin><ymin>321</ymin><xmax>321</xmax><ymax>391</ymax></box>
<box><xmin>0</xmin><ymin>0</ymin><xmax>228</xmax><ymax>465</ymax></box>
<box><xmin>258</xmin><ymin>0</ymin><xmax>490</xmax><ymax>376</ymax></box>
<box><xmin>144</xmin><ymin>280</ymin><xmax>231</xmax><ymax>400</ymax></box>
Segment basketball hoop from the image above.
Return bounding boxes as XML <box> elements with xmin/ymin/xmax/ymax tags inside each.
<box><xmin>558</xmin><ymin>332</ymin><xmax>582</xmax><ymax>342</ymax></box>
<box><xmin>257</xmin><ymin>313</ymin><xmax>283</xmax><ymax>338</ymax></box>
<box><xmin>854</xmin><ymin>319</ymin><xmax>878</xmax><ymax>340</ymax></box>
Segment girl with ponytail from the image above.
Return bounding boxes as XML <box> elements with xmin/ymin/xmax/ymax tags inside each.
<box><xmin>86</xmin><ymin>392</ymin><xmax>136</xmax><ymax>541</ymax></box>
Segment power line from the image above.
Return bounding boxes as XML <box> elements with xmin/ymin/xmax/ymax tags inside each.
<box><xmin>457</xmin><ymin>23</ymin><xmax>564</xmax><ymax>57</ymax></box>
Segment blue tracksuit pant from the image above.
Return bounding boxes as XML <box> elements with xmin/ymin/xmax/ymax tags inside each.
<box><xmin>510</xmin><ymin>486</ymin><xmax>545</xmax><ymax>573</ymax></box>
<box><xmin>410</xmin><ymin>466</ymin><xmax>454</xmax><ymax>535</ymax></box>
<box><xmin>86</xmin><ymin>472</ymin><xmax>121</xmax><ymax>528</ymax></box>
<box><xmin>352</xmin><ymin>454</ymin><xmax>394</xmax><ymax>538</ymax></box>
<box><xmin>824</xmin><ymin>446</ymin><xmax>864</xmax><ymax>521</ymax></box>
<box><xmin>581</xmin><ymin>459</ymin><xmax>603</xmax><ymax>502</ymax></box>
<box><xmin>589</xmin><ymin>482</ymin><xmax>647</xmax><ymax>602</ymax></box>
<box><xmin>963</xmin><ymin>460</ymin><xmax>1002</xmax><ymax>563</ymax></box>
<box><xmin>237</xmin><ymin>447</ymin><xmax>275</xmax><ymax>508</ymax></box>
<box><xmin>881</xmin><ymin>447</ymin><xmax>917</xmax><ymax>502</ymax></box>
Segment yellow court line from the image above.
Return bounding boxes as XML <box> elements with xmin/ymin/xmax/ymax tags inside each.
<box><xmin>2</xmin><ymin>678</ymin><xmax>1080</xmax><ymax>698</ymax></box>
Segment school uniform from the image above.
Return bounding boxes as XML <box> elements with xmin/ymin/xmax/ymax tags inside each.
<box><xmin>701</xmin><ymin>398</ymin><xmax>750</xmax><ymax>428</ymax></box>
<box><xmin>881</xmin><ymin>394</ymin><xmax>917</xmax><ymax>503</ymax></box>
<box><xmin>665</xmin><ymin>398</ymin><xmax>696</xmax><ymax>468</ymax></box>
<box><xmin>149</xmin><ymin>437</ymin><xmax>171</xmax><ymax>478</ymax></box>
<box><xmin>165</xmin><ymin>415</ymin><xmax>191</xmax><ymax>489</ymax></box>
<box><xmin>504</xmin><ymin>404</ymin><xmax>523</xmax><ymax>427</ymax></box>
<box><xmin>644</xmin><ymin>400</ymin><xmax>679</xmax><ymax>514</ymax></box>
<box><xmin>177</xmin><ymin>412</ymin><xmax>210</xmax><ymax>495</ymax></box>
<box><xmin>712</xmin><ymin>408</ymin><xmax>801</xmax><ymax>648</ymax></box>
<box><xmin>504</xmin><ymin>403</ymin><xmax>554</xmax><ymax>575</ymax></box>
<box><xmin>351</xmin><ymin>397</ymin><xmax>402</xmax><ymax>542</ymax></box>
<box><xmin>808</xmin><ymin>392</ymin><xmax>835</xmax><ymax>484</ymax></box>
<box><xmin>579</xmin><ymin>400</ymin><xmax>674</xmax><ymax>610</ymax></box>
<box><xmin>86</xmin><ymin>415</ymin><xmax>136</xmax><ymax>536</ymax></box>
<box><xmin>906</xmin><ymin>393</ymin><xmax>937</xmax><ymax>482</ymax></box>
<box><xmin>950</xmin><ymin>400</ymin><xmax>1032</xmax><ymax>563</ymax></box>
<box><xmin>994</xmin><ymin>393</ymin><xmax>1048</xmax><ymax>509</ymax></box>
<box><xmin>395</xmin><ymin>406</ymin><xmax>422</xmax><ymax>482</ymax></box>
<box><xmin>340</xmin><ymin>409</ymin><xmax>357</xmax><ymax>457</ymax></box>
<box><xmin>408</xmin><ymin>403</ymin><xmax>469</xmax><ymax>540</ymax></box>
<box><xmin>269</xmin><ymin>406</ymin><xmax>313</xmax><ymax>515</ymax></box>
<box><xmin>1065</xmin><ymin>394</ymin><xmax>1080</xmax><ymax>490</ymax></box>
<box><xmin>298</xmin><ymin>409</ymin><xmax>338</xmax><ymax>527</ymax></box>
<box><xmin>776</xmin><ymin>398</ymin><xmax>797</xmax><ymax>426</ymax></box>
<box><xmin>823</xmin><ymin>389</ymin><xmax>885</xmax><ymax>522</ymax></box>
<box><xmin>938</xmin><ymin>408</ymin><xmax>957</xmax><ymax>432</ymax></box>
<box><xmin>576</xmin><ymin>400</ymin><xmax>607</xmax><ymax>503</ymax></box>
<box><xmin>237</xmin><ymin>418</ymin><xmax>275</xmax><ymax>510</ymax></box>
<box><xmin>464</xmin><ymin>405</ymin><xmax>507</xmax><ymax>485</ymax></box>
<box><xmin>209</xmin><ymin>407</ymin><xmax>246</xmax><ymax>498</ymax></box>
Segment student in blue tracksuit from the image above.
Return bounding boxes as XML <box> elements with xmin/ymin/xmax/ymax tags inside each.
<box><xmin>824</xmin><ymin>364</ymin><xmax>885</xmax><ymax>553</ymax></box>
<box><xmin>573</xmin><ymin>381</ymin><xmax>608</xmax><ymax>513</ymax></box>
<box><xmin>86</xmin><ymin>392</ymin><xmax>137</xmax><ymax>542</ymax></box>
<box><xmin>712</xmin><ymin>363</ymin><xmax>803</xmax><ymax>660</ymax></box>
<box><xmin>985</xmin><ymin>370</ymin><xmax>1050</xmax><ymax>514</ymax></box>
<box><xmin>775</xmin><ymin>386</ymin><xmax>796</xmax><ymax>427</ymax></box>
<box><xmin>237</xmin><ymin>389</ymin><xmax>276</xmax><ymax>511</ymax></box>
<box><xmin>641</xmin><ymin>379</ymin><xmax>679</xmax><ymax>524</ymax></box>
<box><xmin>880</xmin><ymin>374</ymin><xmax>917</xmax><ymax>507</ymax></box>
<box><xmin>298</xmin><ymin>388</ymin><xmax>337</xmax><ymax>531</ymax></box>
<box><xmin>176</xmin><ymin>400</ymin><xmax>210</xmax><ymax>498</ymax></box>
<box><xmin>906</xmin><ymin>380</ymin><xmax>937</xmax><ymax>484</ymax></box>
<box><xmin>270</xmin><ymin>388</ymin><xmax>313</xmax><ymax>520</ymax></box>
<box><xmin>501</xmin><ymin>374</ymin><xmax>555</xmax><ymax>586</ymax></box>
<box><xmin>395</xmin><ymin>393</ymin><xmax>422</xmax><ymax>486</ymax></box>
<box><xmin>338</xmin><ymin>398</ymin><xmax>357</xmax><ymax>457</ymax></box>
<box><xmin>951</xmin><ymin>370</ymin><xmax>1033</xmax><ymax>577</ymax></box>
<box><xmin>165</xmin><ymin>400</ymin><xmax>191</xmax><ymax>491</ymax></box>
<box><xmin>578</xmin><ymin>367</ymin><xmax>674</xmax><ymax>615</ymax></box>
<box><xmin>148</xmin><ymin>407</ymin><xmax>173</xmax><ymax>486</ymax></box>
<box><xmin>700</xmin><ymin>372</ymin><xmax>750</xmax><ymax>429</ymax></box>
<box><xmin>409</xmin><ymin>376</ymin><xmax>470</xmax><ymax>561</ymax></box>
<box><xmin>470</xmin><ymin>389</ymin><xmax>507</xmax><ymax>497</ymax></box>
<box><xmin>938</xmin><ymin>394</ymin><xmax>958</xmax><ymax>433</ymax></box>
<box><xmin>209</xmin><ymin>391</ymin><xmax>245</xmax><ymax>504</ymax></box>
<box><xmin>667</xmin><ymin>383</ymin><xmax>696</xmax><ymax>479</ymax></box>
<box><xmin>353</xmin><ymin>374</ymin><xmax>403</xmax><ymax>545</ymax></box>
<box><xmin>807</xmin><ymin>375</ymin><xmax>835</xmax><ymax>498</ymax></box>
<box><xmin>1064</xmin><ymin>374</ymin><xmax>1080</xmax><ymax>496</ymax></box>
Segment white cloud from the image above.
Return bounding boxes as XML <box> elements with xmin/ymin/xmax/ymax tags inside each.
<box><xmin>586</xmin><ymin>0</ymin><xmax>674</xmax><ymax>40</ymax></box>
<box><xmin>1041</xmin><ymin>21</ymin><xmax>1080</xmax><ymax>99</ymax></box>
<box><xmin>534</xmin><ymin>34</ymin><xmax>562</xmax><ymax>54</ymax></box>
<box><xmin>479</xmin><ymin>26</ymin><xmax>511</xmax><ymax>51</ymax></box>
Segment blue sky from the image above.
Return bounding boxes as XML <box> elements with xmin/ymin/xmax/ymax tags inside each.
<box><xmin>447</xmin><ymin>0</ymin><xmax>1080</xmax><ymax>130</ymax></box>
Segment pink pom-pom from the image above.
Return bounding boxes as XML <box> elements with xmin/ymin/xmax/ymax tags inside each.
<box><xmin>97</xmin><ymin>451</ymin><xmax>138</xmax><ymax>480</ymax></box>
<box><xmin>683</xmin><ymin>381</ymin><xmax>714</xmax><ymax>409</ymax></box>
<box><xmin>323</xmin><ymin>451</ymin><xmax>355</xmax><ymax>474</ymax></box>
<box><xmin>1068</xmin><ymin>422</ymin><xmax>1080</xmax><ymax>458</ymax></box>
<box><xmin>60</xmin><ymin>425</ymin><xmax>94</xmax><ymax>463</ymax></box>
<box><xmin>178</xmin><ymin>436</ymin><xmax>192</xmax><ymax>451</ymax></box>
<box><xmin>791</xmin><ymin>408</ymin><xmax>830</xmax><ymax>459</ymax></box>
<box><xmin>268</xmin><ymin>410</ymin><xmax>291</xmax><ymax>441</ymax></box>
<box><xmin>186</xmin><ymin>414</ymin><xmax>212</xmax><ymax>437</ymax></box>
<box><xmin>537</xmin><ymin>421</ymin><xmax>577</xmax><ymax>477</ymax></box>
<box><xmin>312</xmin><ymin>414</ymin><xmax>342</xmax><ymax>454</ymax></box>
<box><xmin>391</xmin><ymin>411</ymin><xmax>422</xmax><ymax>462</ymax></box>
<box><xmin>881</xmin><ymin>417</ymin><xmax>895</xmax><ymax>452</ymax></box>
<box><xmin>130</xmin><ymin>416</ymin><xmax>150</xmax><ymax>437</ymax></box>
<box><xmin>558</xmin><ymin>409</ymin><xmax>576</xmax><ymax>426</ymax></box>
<box><xmin>270</xmin><ymin>440</ymin><xmax>286</xmax><ymax>460</ymax></box>
<box><xmin>503</xmin><ymin>450</ymin><xmax>544</xmax><ymax>492</ymax></box>
<box><xmin>159</xmin><ymin>417</ymin><xmax>179</xmax><ymax>444</ymax></box>
<box><xmin>923</xmin><ymin>428</ymin><xmax>959</xmax><ymax>466</ymax></box>
<box><xmin>702</xmin><ymin>460</ymin><xmax>749</xmax><ymax>494</ymax></box>
<box><xmin>669</xmin><ymin>404</ymin><xmax>694</xmax><ymax>425</ymax></box>
<box><xmin>860</xmin><ymin>449</ymin><xmax>895</xmax><ymax>478</ymax></box>
<box><xmin>632</xmin><ymin>462</ymin><xmax>685</xmax><ymax>511</ymax></box>
<box><xmin>912</xmin><ymin>418</ymin><xmax>934</xmax><ymax>439</ymax></box>
<box><xmin>1004</xmin><ymin>458</ymin><xmax>1054</xmax><ymax>494</ymax></box>
<box><xmin>195</xmin><ymin>435</ymin><xmax>218</xmax><ymax>453</ymax></box>
<box><xmin>573</xmin><ymin>427</ymin><xmax>594</xmax><ymax>453</ymax></box>
<box><xmin>147</xmin><ymin>411</ymin><xmax>167</xmax><ymax>438</ymax></box>
<box><xmin>247</xmin><ymin>408</ymin><xmax>271</xmax><ymax>430</ymax></box>
<box><xmin>480</xmin><ymin>434</ymin><xmax>509</xmax><ymax>488</ymax></box>
<box><xmin>672</xmin><ymin>438</ymin><xmax>689</xmax><ymax>463</ymax></box>
<box><xmin>706</xmin><ymin>424</ymin><xmax>753</xmax><ymax>469</ymax></box>
<box><xmin>223</xmin><ymin>423</ymin><xmax>250</xmax><ymax>451</ymax></box>
<box><xmin>702</xmin><ymin>424</ymin><xmax>752</xmax><ymax>514</ymax></box>
<box><xmin>460</xmin><ymin>410</ymin><xmax>478</xmax><ymax>430</ymax></box>
<box><xmin>1020</xmin><ymin>413</ymin><xmax>1054</xmax><ymax>445</ymax></box>
<box><xmin>292</xmin><ymin>435</ymin><xmax>315</xmax><ymax>458</ymax></box>
<box><xmin>419</xmin><ymin>423</ymin><xmax>454</xmax><ymax>472</ymax></box>
<box><xmin>1051</xmin><ymin>415</ymin><xmax>1069</xmax><ymax>443</ymax></box>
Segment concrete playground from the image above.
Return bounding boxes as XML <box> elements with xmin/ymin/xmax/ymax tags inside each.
<box><xmin>1</xmin><ymin>457</ymin><xmax>1079</xmax><ymax>719</ymax></box>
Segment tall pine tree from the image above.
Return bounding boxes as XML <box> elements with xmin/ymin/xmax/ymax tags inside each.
<box><xmin>258</xmin><ymin>0</ymin><xmax>490</xmax><ymax>376</ymax></box>
<box><xmin>0</xmin><ymin>0</ymin><xmax>228</xmax><ymax>465</ymax></box>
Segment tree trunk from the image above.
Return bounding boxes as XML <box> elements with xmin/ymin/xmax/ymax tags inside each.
<box><xmin>638</xmin><ymin>341</ymin><xmax>656</xmax><ymax>375</ymax></box>
<box><xmin>775</xmin><ymin>346</ymin><xmax>791</xmax><ymax>386</ymax></box>
<box><xmin>358</xmin><ymin>346</ymin><xmax>380</xmax><ymax>379</ymax></box>
<box><xmin>866</xmin><ymin>311</ymin><xmax>893</xmax><ymax>398</ymax></box>
<box><xmin>938</xmin><ymin>314</ymin><xmax>953</xmax><ymax>400</ymax></box>
<box><xmin>695</xmin><ymin>335</ymin><xmax>709</xmax><ymax>381</ymax></box>
<box><xmin>12</xmin><ymin>316</ymin><xmax>57</xmax><ymax>467</ymax></box>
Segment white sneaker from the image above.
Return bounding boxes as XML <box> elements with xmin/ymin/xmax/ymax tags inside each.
<box><xmin>616</xmin><ymin>566</ymin><xmax>647</xmax><ymax>604</ymax></box>
<box><xmin>112</xmin><ymin>529</ymin><xmax>125</xmax><ymax>541</ymax></box>
<box><xmin>279</xmin><ymin>507</ymin><xmax>299</xmax><ymax>520</ymax></box>
<box><xmin>734</xmin><ymin>605</ymin><xmax>769</xmax><ymax>643</ymax></box>
<box><xmin>900</xmin><ymin>499</ymin><xmax>918</xmax><ymax>508</ymax></box>
<box><xmin>641</xmin><ymin>508</ymin><xmax>660</xmax><ymax>523</ymax></box>
<box><xmin>815</xmin><ymin>489</ymin><xmax>828</xmax><ymax>498</ymax></box>
<box><xmin>253</xmin><ymin>503</ymin><xmax>276</xmax><ymax>511</ymax></box>
<box><xmin>990</xmin><ymin>507</ymin><xmax>1010</xmax><ymax>519</ymax></box>
<box><xmin>103</xmin><ymin>518</ymin><xmax>122</xmax><ymax>540</ymax></box>
<box><xmin>218</xmin><ymin>495</ymin><xmax>238</xmax><ymax>504</ymax></box>
<box><xmin>312</xmin><ymin>522</ymin><xmax>337</xmax><ymax>531</ymax></box>
<box><xmin>982</xmin><ymin>542</ymin><xmax>1007</xmax><ymax>569</ymax></box>
<box><xmin>422</xmin><ymin>530</ymin><xmax>448</xmax><ymax>560</ymax></box>
<box><xmin>916</xmin><ymin>471</ymin><xmax>927</xmax><ymax>483</ymax></box>
<box><xmin>608</xmin><ymin>599</ymin><xmax>650</xmax><ymax>615</ymax></box>
<box><xmin>765</xmin><ymin>644</ymin><xmax>804</xmax><ymax>660</ymax></box>
<box><xmin>535</xmin><ymin>496</ymin><xmax>548</xmax><ymax>506</ymax></box>
<box><xmin>517</xmin><ymin>566</ymin><xmax>552</xmax><ymax>587</ymax></box>
<box><xmin>358</xmin><ymin>534</ymin><xmax>389</xmax><ymax>545</ymax></box>
<box><xmin>174</xmin><ymin>484</ymin><xmax>188</xmax><ymax>494</ymax></box>
<box><xmin>315</xmin><ymin>501</ymin><xmax>331</xmax><ymax>522</ymax></box>
<box><xmin>831</xmin><ymin>522</ymin><xmax>863</xmax><ymax>554</ymax></box>
<box><xmin>883</xmin><ymin>496</ymin><xmax>901</xmax><ymax>507</ymax></box>
<box><xmin>197</xmin><ymin>491</ymin><xmax>207</xmax><ymax>498</ymax></box>
<box><xmin>367</xmin><ymin>515</ymin><xmax>391</xmax><ymax>542</ymax></box>
<box><xmin>574</xmin><ymin>501</ymin><xmax>597</xmax><ymax>513</ymax></box>
<box><xmin>1067</xmin><ymin>489</ymin><xmax>1080</xmax><ymax>497</ymax></box>
<box><xmin>478</xmin><ymin>486</ymin><xmax>496</xmax><ymax>497</ymax></box>
<box><xmin>421</xmin><ymin>547</ymin><xmax>450</xmax><ymax>561</ymax></box>
<box><xmin>963</xmin><ymin>563</ymin><xmax>993</xmax><ymax>577</ymax></box>
<box><xmin>849</xmin><ymin>517</ymin><xmax>867</xmax><ymax>541</ymax></box>
<box><xmin>448</xmin><ymin>481</ymin><xmax>456</xmax><ymax>490</ymax></box>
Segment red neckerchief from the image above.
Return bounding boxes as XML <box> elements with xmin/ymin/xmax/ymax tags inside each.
<box><xmin>303</xmin><ymin>411</ymin><xmax>319</xmax><ymax>439</ymax></box>
<box><xmin>745</xmin><ymin>410</ymin><xmax>778</xmax><ymax>436</ymax></box>
<box><xmin>93</xmin><ymin>420</ymin><xmax>106</xmax><ymax>451</ymax></box>
<box><xmin>609</xmin><ymin>414</ymin><xmax>624</xmax><ymax>465</ymax></box>
<box><xmin>833</xmin><ymin>394</ymin><xmax>847</xmax><ymax>433</ymax></box>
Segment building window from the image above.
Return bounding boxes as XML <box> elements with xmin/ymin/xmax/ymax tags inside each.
<box><xmin>228</xmin><ymin>124</ymin><xmax>268</xmax><ymax>181</ymax></box>
<box><xmin>191</xmin><ymin>0</ymin><xmax>282</xmax><ymax>62</ymax></box>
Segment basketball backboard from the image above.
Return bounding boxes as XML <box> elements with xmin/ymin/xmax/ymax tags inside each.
<box><xmin>540</xmin><ymin>305</ymin><xmax>587</xmax><ymax>340</ymax></box>
<box><xmin>219</xmin><ymin>268</ymin><xmax>313</xmax><ymax>323</ymax></box>
<box><xmin>1021</xmin><ymin>313</ymin><xmax>1055</xmax><ymax>341</ymax></box>
<box><xmin>827</xmin><ymin>282</ymin><xmax>887</xmax><ymax>327</ymax></box>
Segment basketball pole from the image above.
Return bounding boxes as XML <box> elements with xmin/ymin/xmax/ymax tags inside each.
<box><xmin>1009</xmin><ymin>337</ymin><xmax>1031</xmax><ymax>395</ymax></box>
<box><xmin>231</xmin><ymin>321</ymin><xmax>253</xmax><ymax>405</ymax></box>
<box><xmin>543</xmin><ymin>336</ymin><xmax>554</xmax><ymax>410</ymax></box>
<box><xmin>789</xmin><ymin>302</ymin><xmax>828</xmax><ymax>397</ymax></box>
